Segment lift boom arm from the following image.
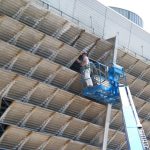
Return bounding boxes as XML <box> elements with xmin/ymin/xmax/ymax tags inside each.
<box><xmin>82</xmin><ymin>63</ymin><xmax>149</xmax><ymax>150</ymax></box>
<box><xmin>119</xmin><ymin>85</ymin><xmax>149</xmax><ymax>150</ymax></box>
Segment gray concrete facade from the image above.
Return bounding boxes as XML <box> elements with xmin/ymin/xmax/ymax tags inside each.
<box><xmin>40</xmin><ymin>0</ymin><xmax>150</xmax><ymax>61</ymax></box>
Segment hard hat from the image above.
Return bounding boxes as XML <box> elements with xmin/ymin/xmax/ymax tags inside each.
<box><xmin>81</xmin><ymin>49</ymin><xmax>88</xmax><ymax>54</ymax></box>
<box><xmin>81</xmin><ymin>51</ymin><xmax>88</xmax><ymax>56</ymax></box>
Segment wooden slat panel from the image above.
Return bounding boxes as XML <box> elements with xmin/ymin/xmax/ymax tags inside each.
<box><xmin>0</xmin><ymin>101</ymin><xmax>105</xmax><ymax>146</ymax></box>
<box><xmin>0</xmin><ymin>126</ymin><xmax>29</xmax><ymax>149</ymax></box>
<box><xmin>1</xmin><ymin>116</ymin><xmax>109</xmax><ymax>149</ymax></box>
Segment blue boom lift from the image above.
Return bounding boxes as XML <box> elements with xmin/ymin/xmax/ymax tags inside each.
<box><xmin>82</xmin><ymin>62</ymin><xmax>149</xmax><ymax>150</ymax></box>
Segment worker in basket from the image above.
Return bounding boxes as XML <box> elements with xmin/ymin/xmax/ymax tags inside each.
<box><xmin>77</xmin><ymin>50</ymin><xmax>93</xmax><ymax>87</ymax></box>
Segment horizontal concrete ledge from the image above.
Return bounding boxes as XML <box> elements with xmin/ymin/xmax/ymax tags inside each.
<box><xmin>0</xmin><ymin>125</ymin><xmax>100</xmax><ymax>150</ymax></box>
<box><xmin>0</xmin><ymin>100</ymin><xmax>105</xmax><ymax>147</ymax></box>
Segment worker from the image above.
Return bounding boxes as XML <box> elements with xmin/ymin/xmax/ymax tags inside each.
<box><xmin>77</xmin><ymin>51</ymin><xmax>93</xmax><ymax>87</ymax></box>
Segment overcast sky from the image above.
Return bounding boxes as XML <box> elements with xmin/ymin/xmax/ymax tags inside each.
<box><xmin>97</xmin><ymin>0</ymin><xmax>150</xmax><ymax>33</ymax></box>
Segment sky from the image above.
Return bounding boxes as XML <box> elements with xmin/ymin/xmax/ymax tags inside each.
<box><xmin>97</xmin><ymin>0</ymin><xmax>150</xmax><ymax>33</ymax></box>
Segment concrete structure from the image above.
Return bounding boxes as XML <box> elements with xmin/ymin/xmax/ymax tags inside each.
<box><xmin>0</xmin><ymin>0</ymin><xmax>149</xmax><ymax>150</ymax></box>
<box><xmin>110</xmin><ymin>7</ymin><xmax>143</xmax><ymax>28</ymax></box>
<box><xmin>39</xmin><ymin>0</ymin><xmax>150</xmax><ymax>60</ymax></box>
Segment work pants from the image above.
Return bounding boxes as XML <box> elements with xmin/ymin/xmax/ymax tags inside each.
<box><xmin>82</xmin><ymin>69</ymin><xmax>93</xmax><ymax>87</ymax></box>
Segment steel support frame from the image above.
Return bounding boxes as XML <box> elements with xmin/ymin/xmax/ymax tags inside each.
<box><xmin>113</xmin><ymin>35</ymin><xmax>119</xmax><ymax>64</ymax></box>
<box><xmin>76</xmin><ymin>102</ymin><xmax>92</xmax><ymax>119</ymax></box>
<box><xmin>70</xmin><ymin>30</ymin><xmax>85</xmax><ymax>46</ymax></box>
<box><xmin>39</xmin><ymin>112</ymin><xmax>56</xmax><ymax>132</ymax></box>
<box><xmin>56</xmin><ymin>117</ymin><xmax>73</xmax><ymax>136</ymax></box>
<box><xmin>138</xmin><ymin>67</ymin><xmax>150</xmax><ymax>81</ymax></box>
<box><xmin>21</xmin><ymin>82</ymin><xmax>40</xmax><ymax>102</ymax></box>
<box><xmin>12</xmin><ymin>1</ymin><xmax>32</xmax><ymax>20</ymax></box>
<box><xmin>41</xmin><ymin>89</ymin><xmax>60</xmax><ymax>108</ymax></box>
<box><xmin>58</xmin><ymin>95</ymin><xmax>76</xmax><ymax>113</ymax></box>
<box><xmin>0</xmin><ymin>103</ymin><xmax>14</xmax><ymax>122</ymax></box>
<box><xmin>13</xmin><ymin>132</ymin><xmax>32</xmax><ymax>149</ymax></box>
<box><xmin>44</xmin><ymin>66</ymin><xmax>63</xmax><ymax>84</ymax></box>
<box><xmin>36</xmin><ymin>136</ymin><xmax>52</xmax><ymax>150</ymax></box>
<box><xmin>0</xmin><ymin>76</ymin><xmax>18</xmax><ymax>108</ymax></box>
<box><xmin>53</xmin><ymin>21</ymin><xmax>71</xmax><ymax>38</ymax></box>
<box><xmin>135</xmin><ymin>83</ymin><xmax>149</xmax><ymax>98</ymax></box>
<box><xmin>30</xmin><ymin>34</ymin><xmax>46</xmax><ymax>53</ymax></box>
<box><xmin>17</xmin><ymin>135</ymin><xmax>31</xmax><ymax>150</ymax></box>
<box><xmin>126</xmin><ymin>60</ymin><xmax>139</xmax><ymax>73</ymax></box>
<box><xmin>102</xmin><ymin>104</ymin><xmax>112</xmax><ymax>150</ymax></box>
<box><xmin>102</xmin><ymin>35</ymin><xmax>118</xmax><ymax>150</ymax></box>
<box><xmin>48</xmin><ymin>43</ymin><xmax>64</xmax><ymax>61</ymax></box>
<box><xmin>32</xmin><ymin>11</ymin><xmax>50</xmax><ymax>29</ymax></box>
<box><xmin>19</xmin><ymin>107</ymin><xmax>36</xmax><ymax>127</ymax></box>
<box><xmin>25</xmin><ymin>59</ymin><xmax>43</xmax><ymax>77</ymax></box>
<box><xmin>63</xmin><ymin>74</ymin><xmax>79</xmax><ymax>90</ymax></box>
<box><xmin>73</xmin><ymin>122</ymin><xmax>89</xmax><ymax>140</ymax></box>
<box><xmin>8</xmin><ymin>26</ymin><xmax>26</xmax><ymax>45</ymax></box>
<box><xmin>3</xmin><ymin>51</ymin><xmax>22</xmax><ymax>70</ymax></box>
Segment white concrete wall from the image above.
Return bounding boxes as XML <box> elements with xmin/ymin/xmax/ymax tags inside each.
<box><xmin>41</xmin><ymin>0</ymin><xmax>150</xmax><ymax>60</ymax></box>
